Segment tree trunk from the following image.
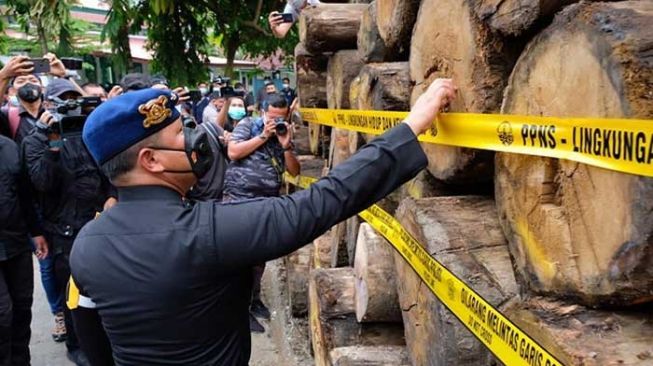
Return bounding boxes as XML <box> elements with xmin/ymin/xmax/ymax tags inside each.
<box><xmin>286</xmin><ymin>245</ymin><xmax>313</xmax><ymax>316</ymax></box>
<box><xmin>474</xmin><ymin>0</ymin><xmax>589</xmax><ymax>37</ymax></box>
<box><xmin>36</xmin><ymin>18</ymin><xmax>49</xmax><ymax>55</ymax></box>
<box><xmin>376</xmin><ymin>0</ymin><xmax>420</xmax><ymax>60</ymax></box>
<box><xmin>354</xmin><ymin>223</ymin><xmax>402</xmax><ymax>323</ymax></box>
<box><xmin>410</xmin><ymin>0</ymin><xmax>520</xmax><ymax>184</ymax></box>
<box><xmin>495</xmin><ymin>1</ymin><xmax>653</xmax><ymax>307</ymax></box>
<box><xmin>309</xmin><ymin>268</ymin><xmax>406</xmax><ymax>366</ymax></box>
<box><xmin>223</xmin><ymin>33</ymin><xmax>240</xmax><ymax>78</ymax></box>
<box><xmin>327</xmin><ymin>50</ymin><xmax>364</xmax><ymax>110</ymax></box>
<box><xmin>330</xmin><ymin>346</ymin><xmax>411</xmax><ymax>366</ymax></box>
<box><xmin>357</xmin><ymin>1</ymin><xmax>389</xmax><ymax>62</ymax></box>
<box><xmin>493</xmin><ymin>297</ymin><xmax>653</xmax><ymax>366</ymax></box>
<box><xmin>299</xmin><ymin>4</ymin><xmax>368</xmax><ymax>54</ymax></box>
<box><xmin>394</xmin><ymin>196</ymin><xmax>519</xmax><ymax>366</ymax></box>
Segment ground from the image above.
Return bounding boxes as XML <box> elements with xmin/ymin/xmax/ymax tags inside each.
<box><xmin>29</xmin><ymin>257</ymin><xmax>313</xmax><ymax>365</ymax></box>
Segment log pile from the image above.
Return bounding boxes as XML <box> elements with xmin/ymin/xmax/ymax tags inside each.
<box><xmin>289</xmin><ymin>1</ymin><xmax>653</xmax><ymax>365</ymax></box>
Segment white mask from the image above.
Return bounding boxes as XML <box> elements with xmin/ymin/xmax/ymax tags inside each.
<box><xmin>199</xmin><ymin>87</ymin><xmax>209</xmax><ymax>96</ymax></box>
<box><xmin>9</xmin><ymin>95</ymin><xmax>19</xmax><ymax>107</ymax></box>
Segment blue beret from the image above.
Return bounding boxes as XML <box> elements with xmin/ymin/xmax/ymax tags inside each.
<box><xmin>83</xmin><ymin>88</ymin><xmax>180</xmax><ymax>165</ymax></box>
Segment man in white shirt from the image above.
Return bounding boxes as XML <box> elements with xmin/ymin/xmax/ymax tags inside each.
<box><xmin>268</xmin><ymin>0</ymin><xmax>321</xmax><ymax>39</ymax></box>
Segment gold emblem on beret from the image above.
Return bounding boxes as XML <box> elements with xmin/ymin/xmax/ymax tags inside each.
<box><xmin>139</xmin><ymin>95</ymin><xmax>172</xmax><ymax>128</ymax></box>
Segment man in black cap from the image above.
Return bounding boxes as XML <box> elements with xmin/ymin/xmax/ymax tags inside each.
<box><xmin>70</xmin><ymin>79</ymin><xmax>456</xmax><ymax>365</ymax></box>
<box><xmin>22</xmin><ymin>78</ymin><xmax>114</xmax><ymax>366</ymax></box>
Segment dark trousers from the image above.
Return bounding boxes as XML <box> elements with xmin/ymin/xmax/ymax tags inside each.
<box><xmin>251</xmin><ymin>263</ymin><xmax>266</xmax><ymax>303</ymax></box>
<box><xmin>54</xmin><ymin>253</ymin><xmax>79</xmax><ymax>352</ymax></box>
<box><xmin>0</xmin><ymin>251</ymin><xmax>33</xmax><ymax>366</ymax></box>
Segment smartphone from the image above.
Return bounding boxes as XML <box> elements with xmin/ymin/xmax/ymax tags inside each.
<box><xmin>30</xmin><ymin>58</ymin><xmax>50</xmax><ymax>74</ymax></box>
<box><xmin>188</xmin><ymin>90</ymin><xmax>202</xmax><ymax>103</ymax></box>
<box><xmin>61</xmin><ymin>57</ymin><xmax>83</xmax><ymax>70</ymax></box>
<box><xmin>279</xmin><ymin>13</ymin><xmax>294</xmax><ymax>23</ymax></box>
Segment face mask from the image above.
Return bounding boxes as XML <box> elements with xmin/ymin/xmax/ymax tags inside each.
<box><xmin>282</xmin><ymin>84</ymin><xmax>290</xmax><ymax>89</ymax></box>
<box><xmin>149</xmin><ymin>127</ymin><xmax>214</xmax><ymax>178</ymax></box>
<box><xmin>228</xmin><ymin>106</ymin><xmax>246</xmax><ymax>121</ymax></box>
<box><xmin>199</xmin><ymin>87</ymin><xmax>209</xmax><ymax>96</ymax></box>
<box><xmin>9</xmin><ymin>96</ymin><xmax>19</xmax><ymax>107</ymax></box>
<box><xmin>17</xmin><ymin>83</ymin><xmax>42</xmax><ymax>103</ymax></box>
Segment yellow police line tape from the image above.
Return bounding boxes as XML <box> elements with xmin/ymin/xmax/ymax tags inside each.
<box><xmin>285</xmin><ymin>173</ymin><xmax>565</xmax><ymax>366</ymax></box>
<box><xmin>301</xmin><ymin>108</ymin><xmax>653</xmax><ymax>178</ymax></box>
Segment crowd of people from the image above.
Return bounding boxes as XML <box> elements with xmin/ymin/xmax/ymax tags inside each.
<box><xmin>0</xmin><ymin>52</ymin><xmax>303</xmax><ymax>365</ymax></box>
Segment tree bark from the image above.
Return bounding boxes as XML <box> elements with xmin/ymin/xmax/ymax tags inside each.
<box><xmin>376</xmin><ymin>0</ymin><xmax>420</xmax><ymax>60</ymax></box>
<box><xmin>295</xmin><ymin>43</ymin><xmax>328</xmax><ymax>155</ymax></box>
<box><xmin>495</xmin><ymin>1</ymin><xmax>653</xmax><ymax>307</ymax></box>
<box><xmin>330</xmin><ymin>346</ymin><xmax>411</xmax><ymax>366</ymax></box>
<box><xmin>394</xmin><ymin>196</ymin><xmax>519</xmax><ymax>366</ymax></box>
<box><xmin>410</xmin><ymin>0</ymin><xmax>520</xmax><ymax>184</ymax></box>
<box><xmin>299</xmin><ymin>4</ymin><xmax>368</xmax><ymax>54</ymax></box>
<box><xmin>354</xmin><ymin>223</ymin><xmax>402</xmax><ymax>323</ymax></box>
<box><xmin>357</xmin><ymin>1</ymin><xmax>389</xmax><ymax>62</ymax></box>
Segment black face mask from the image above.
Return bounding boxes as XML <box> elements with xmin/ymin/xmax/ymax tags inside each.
<box><xmin>17</xmin><ymin>83</ymin><xmax>42</xmax><ymax>103</ymax></box>
<box><xmin>149</xmin><ymin>127</ymin><xmax>214</xmax><ymax>178</ymax></box>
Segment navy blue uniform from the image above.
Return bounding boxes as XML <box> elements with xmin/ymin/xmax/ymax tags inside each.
<box><xmin>70</xmin><ymin>124</ymin><xmax>426</xmax><ymax>365</ymax></box>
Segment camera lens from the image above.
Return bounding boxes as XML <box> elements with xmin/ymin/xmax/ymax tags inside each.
<box><xmin>275</xmin><ymin>120</ymin><xmax>288</xmax><ymax>136</ymax></box>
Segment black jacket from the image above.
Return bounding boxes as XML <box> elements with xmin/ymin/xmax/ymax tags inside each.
<box><xmin>70</xmin><ymin>124</ymin><xmax>427</xmax><ymax>365</ymax></box>
<box><xmin>22</xmin><ymin>128</ymin><xmax>112</xmax><ymax>253</ymax></box>
<box><xmin>0</xmin><ymin>135</ymin><xmax>41</xmax><ymax>261</ymax></box>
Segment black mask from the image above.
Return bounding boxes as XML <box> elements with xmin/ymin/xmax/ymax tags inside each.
<box><xmin>149</xmin><ymin>127</ymin><xmax>214</xmax><ymax>178</ymax></box>
<box><xmin>17</xmin><ymin>83</ymin><xmax>42</xmax><ymax>103</ymax></box>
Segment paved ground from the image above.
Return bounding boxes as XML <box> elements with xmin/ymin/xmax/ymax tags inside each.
<box><xmin>29</xmin><ymin>257</ymin><xmax>312</xmax><ymax>365</ymax></box>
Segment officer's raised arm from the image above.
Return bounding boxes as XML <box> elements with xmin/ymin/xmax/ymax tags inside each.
<box><xmin>212</xmin><ymin>79</ymin><xmax>456</xmax><ymax>268</ymax></box>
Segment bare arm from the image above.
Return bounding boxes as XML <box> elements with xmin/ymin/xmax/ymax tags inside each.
<box><xmin>0</xmin><ymin>56</ymin><xmax>34</xmax><ymax>103</ymax></box>
<box><xmin>216</xmin><ymin>103</ymin><xmax>228</xmax><ymax>128</ymax></box>
<box><xmin>228</xmin><ymin>119</ymin><xmax>277</xmax><ymax>161</ymax></box>
<box><xmin>284</xmin><ymin>150</ymin><xmax>300</xmax><ymax>176</ymax></box>
<box><xmin>268</xmin><ymin>11</ymin><xmax>294</xmax><ymax>39</ymax></box>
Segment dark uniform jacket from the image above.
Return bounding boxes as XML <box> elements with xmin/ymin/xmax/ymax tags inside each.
<box><xmin>0</xmin><ymin>135</ymin><xmax>41</xmax><ymax>261</ymax></box>
<box><xmin>0</xmin><ymin>104</ymin><xmax>44</xmax><ymax>145</ymax></box>
<box><xmin>70</xmin><ymin>124</ymin><xmax>427</xmax><ymax>365</ymax></box>
<box><xmin>22</xmin><ymin>128</ymin><xmax>112</xmax><ymax>254</ymax></box>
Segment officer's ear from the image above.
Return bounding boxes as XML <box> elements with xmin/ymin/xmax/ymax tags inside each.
<box><xmin>137</xmin><ymin>147</ymin><xmax>166</xmax><ymax>174</ymax></box>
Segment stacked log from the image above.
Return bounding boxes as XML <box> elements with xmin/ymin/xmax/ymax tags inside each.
<box><xmin>357</xmin><ymin>2</ymin><xmax>388</xmax><ymax>63</ymax></box>
<box><xmin>409</xmin><ymin>0</ymin><xmax>520</xmax><ymax>184</ymax></box>
<box><xmin>330</xmin><ymin>345</ymin><xmax>410</xmax><ymax>366</ymax></box>
<box><xmin>299</xmin><ymin>4</ymin><xmax>368</xmax><ymax>54</ymax></box>
<box><xmin>308</xmin><ymin>268</ymin><xmax>406</xmax><ymax>366</ymax></box>
<box><xmin>495</xmin><ymin>1</ymin><xmax>653</xmax><ymax>307</ymax></box>
<box><xmin>495</xmin><ymin>297</ymin><xmax>653</xmax><ymax>365</ymax></box>
<box><xmin>354</xmin><ymin>223</ymin><xmax>402</xmax><ymax>323</ymax></box>
<box><xmin>376</xmin><ymin>0</ymin><xmax>421</xmax><ymax>60</ymax></box>
<box><xmin>286</xmin><ymin>245</ymin><xmax>313</xmax><ymax>317</ymax></box>
<box><xmin>394</xmin><ymin>196</ymin><xmax>519</xmax><ymax>365</ymax></box>
<box><xmin>295</xmin><ymin>43</ymin><xmax>328</xmax><ymax>155</ymax></box>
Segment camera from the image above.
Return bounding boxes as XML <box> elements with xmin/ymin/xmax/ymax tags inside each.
<box><xmin>46</xmin><ymin>96</ymin><xmax>102</xmax><ymax>137</ymax></box>
<box><xmin>274</xmin><ymin>117</ymin><xmax>288</xmax><ymax>136</ymax></box>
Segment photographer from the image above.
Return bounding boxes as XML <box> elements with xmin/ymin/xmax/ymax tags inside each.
<box><xmin>269</xmin><ymin>0</ymin><xmax>320</xmax><ymax>39</ymax></box>
<box><xmin>224</xmin><ymin>93</ymin><xmax>299</xmax><ymax>332</ymax></box>
<box><xmin>22</xmin><ymin>78</ymin><xmax>114</xmax><ymax>366</ymax></box>
<box><xmin>0</xmin><ymin>54</ymin><xmax>68</xmax><ymax>143</ymax></box>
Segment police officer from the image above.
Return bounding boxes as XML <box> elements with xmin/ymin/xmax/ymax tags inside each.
<box><xmin>69</xmin><ymin>78</ymin><xmax>456</xmax><ymax>365</ymax></box>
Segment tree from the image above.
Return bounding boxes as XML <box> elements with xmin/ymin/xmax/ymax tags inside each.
<box><xmin>103</xmin><ymin>0</ymin><xmax>298</xmax><ymax>85</ymax></box>
<box><xmin>5</xmin><ymin>0</ymin><xmax>76</xmax><ymax>55</ymax></box>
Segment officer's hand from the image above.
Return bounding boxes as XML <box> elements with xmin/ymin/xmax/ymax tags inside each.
<box><xmin>0</xmin><ymin>56</ymin><xmax>34</xmax><ymax>80</ymax></box>
<box><xmin>278</xmin><ymin>123</ymin><xmax>293</xmax><ymax>149</ymax></box>
<box><xmin>404</xmin><ymin>79</ymin><xmax>457</xmax><ymax>136</ymax></box>
<box><xmin>32</xmin><ymin>235</ymin><xmax>49</xmax><ymax>260</ymax></box>
<box><xmin>44</xmin><ymin>53</ymin><xmax>66</xmax><ymax>78</ymax></box>
<box><xmin>107</xmin><ymin>85</ymin><xmax>123</xmax><ymax>100</ymax></box>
